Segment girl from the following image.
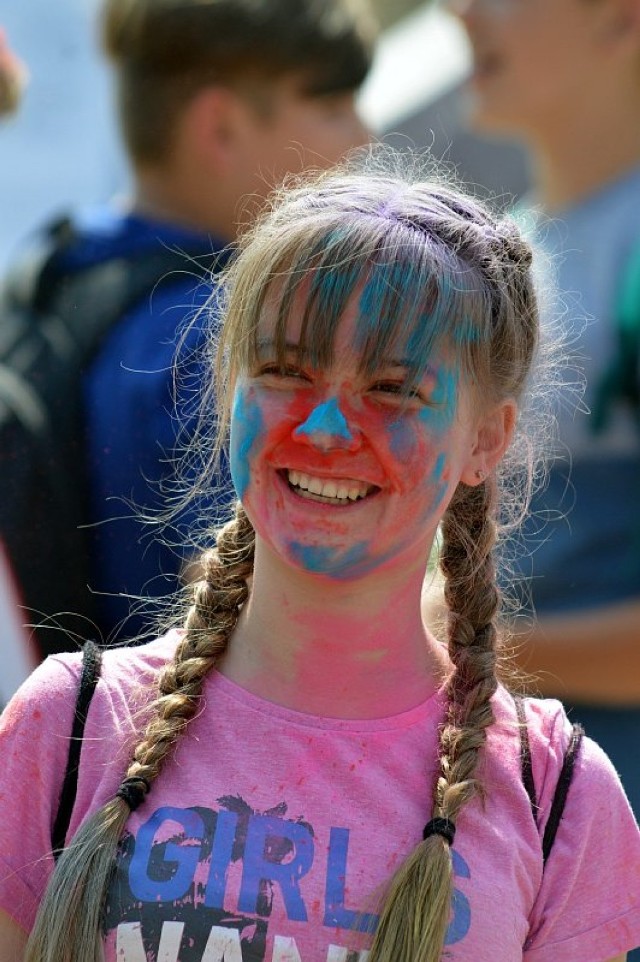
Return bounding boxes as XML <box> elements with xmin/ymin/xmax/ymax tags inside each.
<box><xmin>1</xmin><ymin>156</ymin><xmax>638</xmax><ymax>962</ymax></box>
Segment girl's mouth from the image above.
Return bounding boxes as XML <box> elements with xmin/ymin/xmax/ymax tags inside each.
<box><xmin>281</xmin><ymin>469</ymin><xmax>379</xmax><ymax>505</ymax></box>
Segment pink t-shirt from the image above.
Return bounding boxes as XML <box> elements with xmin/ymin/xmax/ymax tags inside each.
<box><xmin>1</xmin><ymin>632</ymin><xmax>639</xmax><ymax>961</ymax></box>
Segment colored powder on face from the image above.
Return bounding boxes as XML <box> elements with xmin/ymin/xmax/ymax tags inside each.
<box><xmin>294</xmin><ymin>398</ymin><xmax>354</xmax><ymax>446</ymax></box>
<box><xmin>229</xmin><ymin>384</ymin><xmax>264</xmax><ymax>499</ymax></box>
<box><xmin>288</xmin><ymin>540</ymin><xmax>371</xmax><ymax>577</ymax></box>
<box><xmin>432</xmin><ymin>451</ymin><xmax>447</xmax><ymax>483</ymax></box>
<box><xmin>387</xmin><ymin>366</ymin><xmax>459</xmax><ymax>462</ymax></box>
<box><xmin>419</xmin><ymin>367</ymin><xmax>458</xmax><ymax>435</ymax></box>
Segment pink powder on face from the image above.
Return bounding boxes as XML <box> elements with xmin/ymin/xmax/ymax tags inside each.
<box><xmin>232</xmin><ymin>311</ymin><xmax>477</xmax><ymax>582</ymax></box>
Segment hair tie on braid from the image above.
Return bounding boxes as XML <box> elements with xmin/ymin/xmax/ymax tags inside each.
<box><xmin>423</xmin><ymin>817</ymin><xmax>456</xmax><ymax>846</ymax></box>
<box><xmin>116</xmin><ymin>776</ymin><xmax>151</xmax><ymax>812</ymax></box>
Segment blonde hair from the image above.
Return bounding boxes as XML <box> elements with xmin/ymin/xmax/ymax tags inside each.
<box><xmin>27</xmin><ymin>153</ymin><xmax>543</xmax><ymax>962</ymax></box>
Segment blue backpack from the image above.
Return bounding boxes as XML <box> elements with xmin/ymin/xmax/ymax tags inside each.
<box><xmin>0</xmin><ymin>218</ymin><xmax>222</xmax><ymax>657</ymax></box>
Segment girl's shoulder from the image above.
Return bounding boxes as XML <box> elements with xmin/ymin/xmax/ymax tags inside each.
<box><xmin>489</xmin><ymin>689</ymin><xmax>640</xmax><ymax>956</ymax></box>
<box><xmin>491</xmin><ymin>684</ymin><xmax>634</xmax><ymax>844</ymax></box>
<box><xmin>0</xmin><ymin>630</ymin><xmax>181</xmax><ymax>758</ymax></box>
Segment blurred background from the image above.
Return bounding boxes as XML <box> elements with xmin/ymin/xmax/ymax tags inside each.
<box><xmin>0</xmin><ymin>0</ymin><xmax>530</xmax><ymax>272</ymax></box>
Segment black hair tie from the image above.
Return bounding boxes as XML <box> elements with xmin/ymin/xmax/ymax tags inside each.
<box><xmin>116</xmin><ymin>776</ymin><xmax>151</xmax><ymax>812</ymax></box>
<box><xmin>423</xmin><ymin>817</ymin><xmax>456</xmax><ymax>846</ymax></box>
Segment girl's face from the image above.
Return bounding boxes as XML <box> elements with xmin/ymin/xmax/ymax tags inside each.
<box><xmin>229</xmin><ymin>288</ymin><xmax>489</xmax><ymax>580</ymax></box>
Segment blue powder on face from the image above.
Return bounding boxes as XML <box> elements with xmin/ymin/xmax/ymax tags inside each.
<box><xmin>288</xmin><ymin>540</ymin><xmax>371</xmax><ymax>576</ymax></box>
<box><xmin>432</xmin><ymin>451</ymin><xmax>447</xmax><ymax>483</ymax></box>
<box><xmin>419</xmin><ymin>368</ymin><xmax>458</xmax><ymax>435</ymax></box>
<box><xmin>229</xmin><ymin>384</ymin><xmax>263</xmax><ymax>499</ymax></box>
<box><xmin>387</xmin><ymin>366</ymin><xmax>459</xmax><ymax>462</ymax></box>
<box><xmin>294</xmin><ymin>398</ymin><xmax>354</xmax><ymax>446</ymax></box>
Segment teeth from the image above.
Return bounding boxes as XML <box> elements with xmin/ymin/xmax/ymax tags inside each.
<box><xmin>287</xmin><ymin>470</ymin><xmax>370</xmax><ymax>502</ymax></box>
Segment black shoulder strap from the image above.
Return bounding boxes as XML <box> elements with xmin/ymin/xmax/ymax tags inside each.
<box><xmin>513</xmin><ymin>694</ymin><xmax>584</xmax><ymax>867</ymax></box>
<box><xmin>514</xmin><ymin>694</ymin><xmax>538</xmax><ymax>818</ymax></box>
<box><xmin>51</xmin><ymin>640</ymin><xmax>103</xmax><ymax>859</ymax></box>
<box><xmin>541</xmin><ymin>721</ymin><xmax>585</xmax><ymax>865</ymax></box>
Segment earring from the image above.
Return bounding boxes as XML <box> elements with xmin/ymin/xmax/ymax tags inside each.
<box><xmin>475</xmin><ymin>468</ymin><xmax>485</xmax><ymax>481</ymax></box>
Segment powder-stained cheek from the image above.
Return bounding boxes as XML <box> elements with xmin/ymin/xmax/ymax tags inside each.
<box><xmin>387</xmin><ymin>368</ymin><xmax>458</xmax><ymax>461</ymax></box>
<box><xmin>386</xmin><ymin>369</ymin><xmax>458</xmax><ymax>518</ymax></box>
<box><xmin>420</xmin><ymin>368</ymin><xmax>458</xmax><ymax>435</ymax></box>
<box><xmin>229</xmin><ymin>384</ymin><xmax>264</xmax><ymax>499</ymax></box>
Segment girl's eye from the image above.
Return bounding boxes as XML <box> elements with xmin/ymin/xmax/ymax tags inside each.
<box><xmin>257</xmin><ymin>363</ymin><xmax>311</xmax><ymax>383</ymax></box>
<box><xmin>370</xmin><ymin>381</ymin><xmax>423</xmax><ymax>401</ymax></box>
<box><xmin>373</xmin><ymin>382</ymin><xmax>403</xmax><ymax>395</ymax></box>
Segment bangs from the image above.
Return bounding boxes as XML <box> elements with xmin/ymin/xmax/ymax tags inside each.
<box><xmin>244</xmin><ymin>220</ymin><xmax>494</xmax><ymax>394</ymax></box>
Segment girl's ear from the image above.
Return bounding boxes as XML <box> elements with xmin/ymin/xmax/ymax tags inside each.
<box><xmin>460</xmin><ymin>398</ymin><xmax>518</xmax><ymax>487</ymax></box>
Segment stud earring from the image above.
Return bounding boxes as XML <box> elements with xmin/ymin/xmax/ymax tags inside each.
<box><xmin>475</xmin><ymin>468</ymin><xmax>486</xmax><ymax>481</ymax></box>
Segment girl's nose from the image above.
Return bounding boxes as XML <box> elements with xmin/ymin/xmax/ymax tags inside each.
<box><xmin>292</xmin><ymin>397</ymin><xmax>361</xmax><ymax>452</ymax></box>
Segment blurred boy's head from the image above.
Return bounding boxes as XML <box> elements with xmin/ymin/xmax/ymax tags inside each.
<box><xmin>450</xmin><ymin>0</ymin><xmax>640</xmax><ymax>143</ymax></box>
<box><xmin>0</xmin><ymin>28</ymin><xmax>27</xmax><ymax>118</ymax></box>
<box><xmin>101</xmin><ymin>0</ymin><xmax>376</xmax><ymax>236</ymax></box>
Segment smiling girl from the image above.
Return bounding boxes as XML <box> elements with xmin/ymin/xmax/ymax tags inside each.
<box><xmin>0</xmin><ymin>155</ymin><xmax>639</xmax><ymax>962</ymax></box>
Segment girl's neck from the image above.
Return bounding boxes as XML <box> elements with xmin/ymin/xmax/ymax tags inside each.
<box><xmin>219</xmin><ymin>542</ymin><xmax>450</xmax><ymax>719</ymax></box>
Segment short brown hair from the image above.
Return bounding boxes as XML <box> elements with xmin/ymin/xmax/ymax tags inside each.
<box><xmin>101</xmin><ymin>0</ymin><xmax>376</xmax><ymax>164</ymax></box>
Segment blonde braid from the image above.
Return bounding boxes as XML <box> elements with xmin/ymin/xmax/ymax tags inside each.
<box><xmin>369</xmin><ymin>481</ymin><xmax>500</xmax><ymax>962</ymax></box>
<box><xmin>125</xmin><ymin>501</ymin><xmax>254</xmax><ymax>789</ymax></box>
<box><xmin>25</xmin><ymin>502</ymin><xmax>254</xmax><ymax>962</ymax></box>
<box><xmin>437</xmin><ymin>479</ymin><xmax>500</xmax><ymax>822</ymax></box>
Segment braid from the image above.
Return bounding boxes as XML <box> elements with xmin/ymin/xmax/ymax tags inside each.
<box><xmin>126</xmin><ymin>501</ymin><xmax>254</xmax><ymax>790</ymax></box>
<box><xmin>25</xmin><ymin>502</ymin><xmax>255</xmax><ymax>962</ymax></box>
<box><xmin>437</xmin><ymin>479</ymin><xmax>500</xmax><ymax>822</ymax></box>
<box><xmin>369</xmin><ymin>480</ymin><xmax>500</xmax><ymax>962</ymax></box>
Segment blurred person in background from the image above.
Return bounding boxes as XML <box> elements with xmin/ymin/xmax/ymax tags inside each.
<box><xmin>0</xmin><ymin>0</ymin><xmax>126</xmax><ymax>279</ymax></box>
<box><xmin>0</xmin><ymin>27</ymin><xmax>38</xmax><ymax>707</ymax></box>
<box><xmin>0</xmin><ymin>0</ymin><xmax>375</xmax><ymax>661</ymax></box>
<box><xmin>0</xmin><ymin>27</ymin><xmax>27</xmax><ymax>117</ymax></box>
<box><xmin>450</xmin><ymin>0</ymin><xmax>640</xmax><ymax>830</ymax></box>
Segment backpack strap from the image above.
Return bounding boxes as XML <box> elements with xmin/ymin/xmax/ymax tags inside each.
<box><xmin>513</xmin><ymin>694</ymin><xmax>538</xmax><ymax>819</ymax></box>
<box><xmin>541</xmin><ymin>720</ymin><xmax>585</xmax><ymax>865</ymax></box>
<box><xmin>51</xmin><ymin>640</ymin><xmax>103</xmax><ymax>859</ymax></box>
<box><xmin>513</xmin><ymin>694</ymin><xmax>585</xmax><ymax>867</ymax></box>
